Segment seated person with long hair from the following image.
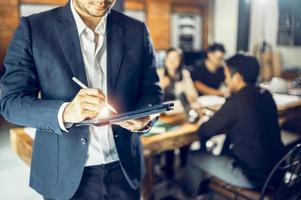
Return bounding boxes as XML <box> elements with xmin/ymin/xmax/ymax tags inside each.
<box><xmin>157</xmin><ymin>48</ymin><xmax>198</xmax><ymax>179</ymax></box>
<box><xmin>183</xmin><ymin>54</ymin><xmax>285</xmax><ymax>197</ymax></box>
<box><xmin>158</xmin><ymin>48</ymin><xmax>198</xmax><ymax>103</ymax></box>
<box><xmin>191</xmin><ymin>43</ymin><xmax>226</xmax><ymax>96</ymax></box>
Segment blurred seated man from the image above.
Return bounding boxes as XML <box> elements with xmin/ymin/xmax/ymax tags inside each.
<box><xmin>191</xmin><ymin>43</ymin><xmax>226</xmax><ymax>96</ymax></box>
<box><xmin>157</xmin><ymin>48</ymin><xmax>198</xmax><ymax>179</ymax></box>
<box><xmin>183</xmin><ymin>54</ymin><xmax>285</xmax><ymax>197</ymax></box>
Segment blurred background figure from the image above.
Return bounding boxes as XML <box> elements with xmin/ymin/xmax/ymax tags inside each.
<box><xmin>157</xmin><ymin>48</ymin><xmax>198</xmax><ymax>180</ymax></box>
<box><xmin>158</xmin><ymin>48</ymin><xmax>198</xmax><ymax>103</ymax></box>
<box><xmin>191</xmin><ymin>43</ymin><xmax>227</xmax><ymax>97</ymax></box>
<box><xmin>183</xmin><ymin>54</ymin><xmax>285</xmax><ymax>198</ymax></box>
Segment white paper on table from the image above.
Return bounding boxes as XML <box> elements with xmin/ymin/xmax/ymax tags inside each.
<box><xmin>165</xmin><ymin>95</ymin><xmax>226</xmax><ymax>115</ymax></box>
<box><xmin>197</xmin><ymin>95</ymin><xmax>225</xmax><ymax>108</ymax></box>
<box><xmin>272</xmin><ymin>94</ymin><xmax>301</xmax><ymax>108</ymax></box>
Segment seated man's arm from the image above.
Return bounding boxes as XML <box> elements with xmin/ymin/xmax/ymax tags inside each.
<box><xmin>0</xmin><ymin>17</ymin><xmax>65</xmax><ymax>135</ymax></box>
<box><xmin>194</xmin><ymin>81</ymin><xmax>224</xmax><ymax>97</ymax></box>
<box><xmin>199</xmin><ymin>98</ymin><xmax>236</xmax><ymax>138</ymax></box>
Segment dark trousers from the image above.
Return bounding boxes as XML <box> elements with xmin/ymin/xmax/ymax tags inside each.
<box><xmin>44</xmin><ymin>161</ymin><xmax>140</xmax><ymax>200</ymax></box>
<box><xmin>163</xmin><ymin>145</ymin><xmax>190</xmax><ymax>179</ymax></box>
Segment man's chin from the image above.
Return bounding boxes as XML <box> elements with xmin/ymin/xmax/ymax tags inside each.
<box><xmin>89</xmin><ymin>9</ymin><xmax>110</xmax><ymax>17</ymax></box>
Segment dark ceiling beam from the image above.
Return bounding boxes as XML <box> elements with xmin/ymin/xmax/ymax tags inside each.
<box><xmin>236</xmin><ymin>0</ymin><xmax>251</xmax><ymax>52</ymax></box>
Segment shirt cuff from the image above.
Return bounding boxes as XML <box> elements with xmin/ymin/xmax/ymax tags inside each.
<box><xmin>57</xmin><ymin>102</ymin><xmax>73</xmax><ymax>132</ymax></box>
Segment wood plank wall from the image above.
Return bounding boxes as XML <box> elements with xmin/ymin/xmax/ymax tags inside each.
<box><xmin>0</xmin><ymin>0</ymin><xmax>209</xmax><ymax>73</ymax></box>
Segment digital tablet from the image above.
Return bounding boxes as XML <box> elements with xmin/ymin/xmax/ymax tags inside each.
<box><xmin>75</xmin><ymin>102</ymin><xmax>174</xmax><ymax>127</ymax></box>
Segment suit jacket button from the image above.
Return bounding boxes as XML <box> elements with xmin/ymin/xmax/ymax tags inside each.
<box><xmin>80</xmin><ymin>138</ymin><xmax>87</xmax><ymax>145</ymax></box>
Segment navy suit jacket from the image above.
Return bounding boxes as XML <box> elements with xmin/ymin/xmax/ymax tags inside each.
<box><xmin>0</xmin><ymin>2</ymin><xmax>162</xmax><ymax>199</ymax></box>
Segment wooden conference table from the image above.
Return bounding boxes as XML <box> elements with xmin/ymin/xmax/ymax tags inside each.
<box><xmin>9</xmin><ymin>94</ymin><xmax>301</xmax><ymax>199</ymax></box>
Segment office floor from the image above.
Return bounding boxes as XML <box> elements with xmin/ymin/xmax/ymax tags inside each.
<box><xmin>0</xmin><ymin>121</ymin><xmax>42</xmax><ymax>200</ymax></box>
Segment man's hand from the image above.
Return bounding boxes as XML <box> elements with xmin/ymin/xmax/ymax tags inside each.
<box><xmin>117</xmin><ymin>114</ymin><xmax>159</xmax><ymax>132</ymax></box>
<box><xmin>63</xmin><ymin>89</ymin><xmax>107</xmax><ymax>123</ymax></box>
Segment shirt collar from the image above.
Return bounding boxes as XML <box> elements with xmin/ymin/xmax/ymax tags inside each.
<box><xmin>70</xmin><ymin>0</ymin><xmax>107</xmax><ymax>36</ymax></box>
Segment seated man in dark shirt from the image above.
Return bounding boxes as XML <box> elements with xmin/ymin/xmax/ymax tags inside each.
<box><xmin>183</xmin><ymin>54</ymin><xmax>285</xmax><ymax>197</ymax></box>
<box><xmin>191</xmin><ymin>43</ymin><xmax>226</xmax><ymax>96</ymax></box>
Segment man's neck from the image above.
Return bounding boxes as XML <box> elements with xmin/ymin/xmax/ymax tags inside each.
<box><xmin>235</xmin><ymin>82</ymin><xmax>247</xmax><ymax>93</ymax></box>
<box><xmin>73</xmin><ymin>1</ymin><xmax>102</xmax><ymax>31</ymax></box>
<box><xmin>205</xmin><ymin>59</ymin><xmax>217</xmax><ymax>73</ymax></box>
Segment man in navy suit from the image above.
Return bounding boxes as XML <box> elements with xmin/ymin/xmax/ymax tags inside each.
<box><xmin>0</xmin><ymin>0</ymin><xmax>162</xmax><ymax>199</ymax></box>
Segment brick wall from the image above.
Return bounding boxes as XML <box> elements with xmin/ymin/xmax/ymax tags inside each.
<box><xmin>0</xmin><ymin>0</ymin><xmax>19</xmax><ymax>74</ymax></box>
<box><xmin>0</xmin><ymin>0</ymin><xmax>68</xmax><ymax>74</ymax></box>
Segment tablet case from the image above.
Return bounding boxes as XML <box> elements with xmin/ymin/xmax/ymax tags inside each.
<box><xmin>75</xmin><ymin>103</ymin><xmax>174</xmax><ymax>127</ymax></box>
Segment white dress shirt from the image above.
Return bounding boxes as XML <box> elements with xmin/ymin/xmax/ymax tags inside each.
<box><xmin>57</xmin><ymin>1</ymin><xmax>119</xmax><ymax>166</ymax></box>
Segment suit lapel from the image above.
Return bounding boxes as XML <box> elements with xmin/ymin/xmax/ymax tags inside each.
<box><xmin>54</xmin><ymin>5</ymin><xmax>125</xmax><ymax>95</ymax></box>
<box><xmin>106</xmin><ymin>10</ymin><xmax>125</xmax><ymax>96</ymax></box>
<box><xmin>55</xmin><ymin>2</ymin><xmax>88</xmax><ymax>86</ymax></box>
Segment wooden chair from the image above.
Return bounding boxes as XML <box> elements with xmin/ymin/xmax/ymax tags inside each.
<box><xmin>208</xmin><ymin>143</ymin><xmax>301</xmax><ymax>200</ymax></box>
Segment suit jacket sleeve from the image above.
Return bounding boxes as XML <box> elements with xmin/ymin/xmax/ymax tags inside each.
<box><xmin>0</xmin><ymin>17</ymin><xmax>65</xmax><ymax>135</ymax></box>
<box><xmin>199</xmin><ymin>97</ymin><xmax>236</xmax><ymax>138</ymax></box>
<box><xmin>135</xmin><ymin>23</ymin><xmax>163</xmax><ymax>109</ymax></box>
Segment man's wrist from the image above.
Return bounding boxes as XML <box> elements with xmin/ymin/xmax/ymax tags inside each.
<box><xmin>58</xmin><ymin>102</ymin><xmax>73</xmax><ymax>132</ymax></box>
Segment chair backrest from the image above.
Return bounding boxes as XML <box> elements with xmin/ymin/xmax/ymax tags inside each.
<box><xmin>259</xmin><ymin>143</ymin><xmax>301</xmax><ymax>200</ymax></box>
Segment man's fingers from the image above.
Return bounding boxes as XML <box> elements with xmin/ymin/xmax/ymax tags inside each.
<box><xmin>129</xmin><ymin>117</ymin><xmax>151</xmax><ymax>126</ymax></box>
<box><xmin>80</xmin><ymin>109</ymin><xmax>99</xmax><ymax>120</ymax></box>
<box><xmin>131</xmin><ymin>120</ymin><xmax>145</xmax><ymax>127</ymax></box>
<box><xmin>79</xmin><ymin>88</ymin><xmax>105</xmax><ymax>98</ymax></box>
<box><xmin>80</xmin><ymin>95</ymin><xmax>106</xmax><ymax>106</ymax></box>
<box><xmin>122</xmin><ymin>119</ymin><xmax>148</xmax><ymax>131</ymax></box>
<box><xmin>63</xmin><ymin>89</ymin><xmax>107</xmax><ymax>123</ymax></box>
<box><xmin>123</xmin><ymin>121</ymin><xmax>138</xmax><ymax>131</ymax></box>
<box><xmin>81</xmin><ymin>102</ymin><xmax>106</xmax><ymax>114</ymax></box>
